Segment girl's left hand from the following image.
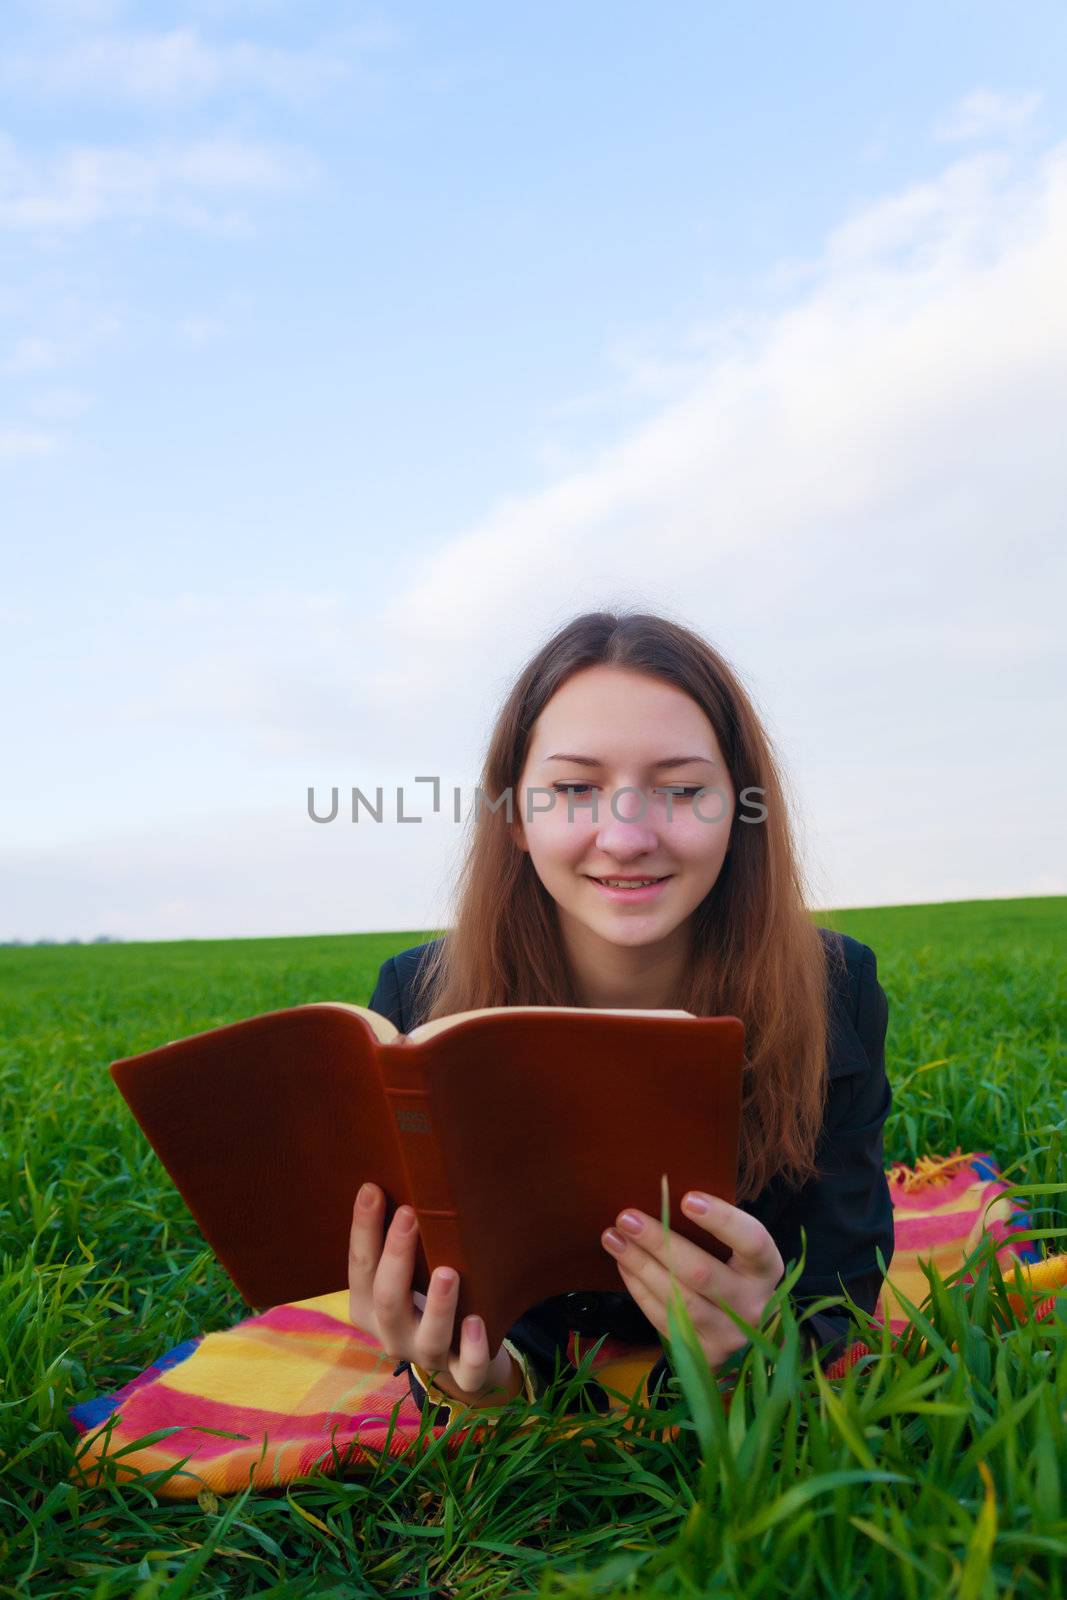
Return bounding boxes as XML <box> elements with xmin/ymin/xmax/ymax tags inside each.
<box><xmin>601</xmin><ymin>1192</ymin><xmax>785</xmax><ymax>1368</ymax></box>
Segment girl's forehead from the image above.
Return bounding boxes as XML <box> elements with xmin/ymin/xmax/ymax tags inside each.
<box><xmin>531</xmin><ymin>674</ymin><xmax>718</xmax><ymax>753</ymax></box>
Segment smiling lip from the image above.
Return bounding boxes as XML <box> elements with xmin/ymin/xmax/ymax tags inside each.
<box><xmin>585</xmin><ymin>875</ymin><xmax>672</xmax><ymax>903</ymax></box>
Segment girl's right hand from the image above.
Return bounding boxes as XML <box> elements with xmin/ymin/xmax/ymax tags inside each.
<box><xmin>347</xmin><ymin>1182</ymin><xmax>516</xmax><ymax>1403</ymax></box>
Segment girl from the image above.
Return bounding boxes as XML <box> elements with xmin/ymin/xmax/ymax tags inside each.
<box><xmin>348</xmin><ymin>611</ymin><xmax>893</xmax><ymax>1421</ymax></box>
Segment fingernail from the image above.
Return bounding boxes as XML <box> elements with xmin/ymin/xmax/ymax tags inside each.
<box><xmin>683</xmin><ymin>1193</ymin><xmax>710</xmax><ymax>1215</ymax></box>
<box><xmin>434</xmin><ymin>1267</ymin><xmax>456</xmax><ymax>1290</ymax></box>
<box><xmin>464</xmin><ymin>1315</ymin><xmax>482</xmax><ymax>1339</ymax></box>
<box><xmin>357</xmin><ymin>1183</ymin><xmax>375</xmax><ymax>1208</ymax></box>
<box><xmin>603</xmin><ymin>1228</ymin><xmax>627</xmax><ymax>1252</ymax></box>
<box><xmin>618</xmin><ymin>1210</ymin><xmax>644</xmax><ymax>1235</ymax></box>
<box><xmin>395</xmin><ymin>1207</ymin><xmax>416</xmax><ymax>1233</ymax></box>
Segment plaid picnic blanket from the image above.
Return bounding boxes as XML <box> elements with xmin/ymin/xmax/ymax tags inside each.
<box><xmin>68</xmin><ymin>1151</ymin><xmax>1067</xmax><ymax>1500</ymax></box>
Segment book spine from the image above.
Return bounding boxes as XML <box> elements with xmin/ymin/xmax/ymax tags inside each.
<box><xmin>377</xmin><ymin>1048</ymin><xmax>468</xmax><ymax>1287</ymax></box>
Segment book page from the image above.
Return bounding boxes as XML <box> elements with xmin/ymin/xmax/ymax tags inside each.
<box><xmin>405</xmin><ymin>1004</ymin><xmax>694</xmax><ymax>1045</ymax></box>
<box><xmin>305</xmin><ymin>1003</ymin><xmax>400</xmax><ymax>1044</ymax></box>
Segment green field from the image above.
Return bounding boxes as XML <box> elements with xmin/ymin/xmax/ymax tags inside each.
<box><xmin>1</xmin><ymin>898</ymin><xmax>1065</xmax><ymax>1598</ymax></box>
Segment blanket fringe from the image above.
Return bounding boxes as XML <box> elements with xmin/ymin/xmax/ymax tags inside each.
<box><xmin>886</xmin><ymin>1148</ymin><xmax>974</xmax><ymax>1192</ymax></box>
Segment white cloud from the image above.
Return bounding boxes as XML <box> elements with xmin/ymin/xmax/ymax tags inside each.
<box><xmin>12</xmin><ymin>27</ymin><xmax>331</xmax><ymax>103</ymax></box>
<box><xmin>934</xmin><ymin>88</ymin><xmax>1042</xmax><ymax>143</ymax></box>
<box><xmin>0</xmin><ymin>426</ymin><xmax>58</xmax><ymax>457</ymax></box>
<box><xmin>177</xmin><ymin>312</ymin><xmax>226</xmax><ymax>346</ymax></box>
<box><xmin>20</xmin><ymin>0</ymin><xmax>126</xmax><ymax>22</ymax></box>
<box><xmin>360</xmin><ymin>142</ymin><xmax>1067</xmax><ymax>673</ymax></box>
<box><xmin>2</xmin><ymin>20</ymin><xmax>401</xmax><ymax>107</ymax></box>
<box><xmin>4</xmin><ymin>335</ymin><xmax>65</xmax><ymax>374</ymax></box>
<box><xmin>0</xmin><ymin>130</ymin><xmax>318</xmax><ymax>230</ymax></box>
<box><xmin>26</xmin><ymin>386</ymin><xmax>93</xmax><ymax>420</ymax></box>
<box><xmin>2</xmin><ymin>312</ymin><xmax>120</xmax><ymax>373</ymax></box>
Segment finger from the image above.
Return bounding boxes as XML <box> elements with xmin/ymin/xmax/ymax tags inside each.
<box><xmin>371</xmin><ymin>1202</ymin><xmax>421</xmax><ymax>1348</ymax></box>
<box><xmin>347</xmin><ymin>1182</ymin><xmax>385</xmax><ymax>1320</ymax></box>
<box><xmin>612</xmin><ymin>1210</ymin><xmax>743</xmax><ymax>1298</ymax></box>
<box><xmin>680</xmin><ymin>1194</ymin><xmax>784</xmax><ymax>1277</ymax></box>
<box><xmin>606</xmin><ymin>1224</ymin><xmax>742</xmax><ymax>1316</ymax></box>
<box><xmin>612</xmin><ymin>1243</ymin><xmax>756</xmax><ymax>1345</ymax></box>
<box><xmin>447</xmin><ymin>1314</ymin><xmax>496</xmax><ymax>1396</ymax></box>
<box><xmin>614</xmin><ymin>1253</ymin><xmax>751</xmax><ymax>1356</ymax></box>
<box><xmin>610</xmin><ymin>1248</ymin><xmax>701</xmax><ymax>1334</ymax></box>
<box><xmin>411</xmin><ymin>1265</ymin><xmax>461</xmax><ymax>1369</ymax></box>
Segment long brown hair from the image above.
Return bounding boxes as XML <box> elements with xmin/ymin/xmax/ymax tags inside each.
<box><xmin>409</xmin><ymin>610</ymin><xmax>842</xmax><ymax>1201</ymax></box>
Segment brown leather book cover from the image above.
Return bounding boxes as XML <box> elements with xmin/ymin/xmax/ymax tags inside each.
<box><xmin>109</xmin><ymin>1002</ymin><xmax>745</xmax><ymax>1352</ymax></box>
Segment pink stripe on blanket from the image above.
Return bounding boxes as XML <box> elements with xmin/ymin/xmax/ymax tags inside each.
<box><xmin>893</xmin><ymin>1207</ymin><xmax>988</xmax><ymax>1249</ymax></box>
<box><xmin>90</xmin><ymin>1383</ymin><xmax>421</xmax><ymax>1462</ymax></box>
<box><xmin>252</xmin><ymin>1304</ymin><xmax>371</xmax><ymax>1339</ymax></box>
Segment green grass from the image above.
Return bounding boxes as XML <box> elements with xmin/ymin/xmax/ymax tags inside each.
<box><xmin>1</xmin><ymin>899</ymin><xmax>1065</xmax><ymax>1598</ymax></box>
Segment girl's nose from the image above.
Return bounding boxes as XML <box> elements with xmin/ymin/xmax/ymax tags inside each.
<box><xmin>595</xmin><ymin>797</ymin><xmax>661</xmax><ymax>855</ymax></box>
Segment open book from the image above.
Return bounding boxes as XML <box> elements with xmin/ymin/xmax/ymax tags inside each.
<box><xmin>109</xmin><ymin>1002</ymin><xmax>745</xmax><ymax>1352</ymax></box>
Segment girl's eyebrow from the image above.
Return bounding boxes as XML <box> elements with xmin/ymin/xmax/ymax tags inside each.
<box><xmin>543</xmin><ymin>753</ymin><xmax>716</xmax><ymax>768</ymax></box>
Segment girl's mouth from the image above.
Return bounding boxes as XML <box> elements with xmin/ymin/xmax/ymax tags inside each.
<box><xmin>586</xmin><ymin>875</ymin><xmax>672</xmax><ymax>903</ymax></box>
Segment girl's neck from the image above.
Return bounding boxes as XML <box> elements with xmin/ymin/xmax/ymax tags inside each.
<box><xmin>560</xmin><ymin>915</ymin><xmax>691</xmax><ymax>1011</ymax></box>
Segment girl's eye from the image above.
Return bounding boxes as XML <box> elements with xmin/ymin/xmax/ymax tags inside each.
<box><xmin>551</xmin><ymin>783</ymin><xmax>704</xmax><ymax>799</ymax></box>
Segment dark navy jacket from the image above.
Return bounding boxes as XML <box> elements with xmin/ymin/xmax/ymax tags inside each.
<box><xmin>368</xmin><ymin>927</ymin><xmax>893</xmax><ymax>1409</ymax></box>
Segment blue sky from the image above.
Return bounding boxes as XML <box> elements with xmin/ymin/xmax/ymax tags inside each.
<box><xmin>4</xmin><ymin>1</ymin><xmax>1066</xmax><ymax>941</ymax></box>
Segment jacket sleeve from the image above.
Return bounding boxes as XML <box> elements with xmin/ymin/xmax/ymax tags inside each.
<box><xmin>367</xmin><ymin>957</ymin><xmax>403</xmax><ymax>1030</ymax></box>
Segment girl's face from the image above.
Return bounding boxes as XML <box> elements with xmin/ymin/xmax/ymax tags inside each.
<box><xmin>511</xmin><ymin>665</ymin><xmax>735</xmax><ymax>952</ymax></box>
